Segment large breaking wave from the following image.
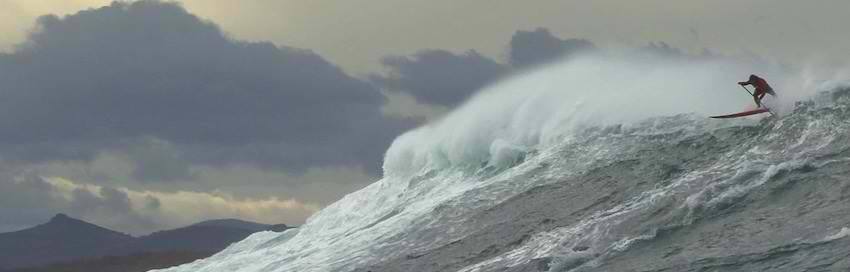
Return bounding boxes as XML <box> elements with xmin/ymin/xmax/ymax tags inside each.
<box><xmin>155</xmin><ymin>52</ymin><xmax>850</xmax><ymax>272</ymax></box>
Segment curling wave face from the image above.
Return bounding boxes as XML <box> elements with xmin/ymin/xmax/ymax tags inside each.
<box><xmin>155</xmin><ymin>53</ymin><xmax>850</xmax><ymax>272</ymax></box>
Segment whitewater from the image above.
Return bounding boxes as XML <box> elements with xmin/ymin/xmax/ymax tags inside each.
<box><xmin>156</xmin><ymin>52</ymin><xmax>850</xmax><ymax>272</ymax></box>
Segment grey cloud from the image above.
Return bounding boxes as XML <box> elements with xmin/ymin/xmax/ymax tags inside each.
<box><xmin>0</xmin><ymin>0</ymin><xmax>414</xmax><ymax>175</ymax></box>
<box><xmin>67</xmin><ymin>185</ymin><xmax>157</xmax><ymax>235</ymax></box>
<box><xmin>144</xmin><ymin>195</ymin><xmax>161</xmax><ymax>211</ymax></box>
<box><xmin>0</xmin><ymin>174</ymin><xmax>157</xmax><ymax>234</ymax></box>
<box><xmin>0</xmin><ymin>175</ymin><xmax>59</xmax><ymax>232</ymax></box>
<box><xmin>96</xmin><ymin>187</ymin><xmax>133</xmax><ymax>214</ymax></box>
<box><xmin>124</xmin><ymin>138</ymin><xmax>193</xmax><ymax>183</ymax></box>
<box><xmin>370</xmin><ymin>49</ymin><xmax>509</xmax><ymax>107</ymax></box>
<box><xmin>0</xmin><ymin>174</ymin><xmax>59</xmax><ymax>210</ymax></box>
<box><xmin>68</xmin><ymin>188</ymin><xmax>108</xmax><ymax>214</ymax></box>
<box><xmin>370</xmin><ymin>28</ymin><xmax>595</xmax><ymax>109</ymax></box>
<box><xmin>508</xmin><ymin>28</ymin><xmax>596</xmax><ymax>69</ymax></box>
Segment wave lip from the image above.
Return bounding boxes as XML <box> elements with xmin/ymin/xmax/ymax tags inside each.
<box><xmin>384</xmin><ymin>52</ymin><xmax>781</xmax><ymax>178</ymax></box>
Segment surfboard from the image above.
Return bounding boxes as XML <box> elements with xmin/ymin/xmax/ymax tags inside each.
<box><xmin>710</xmin><ymin>108</ymin><xmax>771</xmax><ymax>119</ymax></box>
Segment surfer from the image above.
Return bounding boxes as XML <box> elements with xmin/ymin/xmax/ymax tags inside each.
<box><xmin>711</xmin><ymin>75</ymin><xmax>776</xmax><ymax>119</ymax></box>
<box><xmin>738</xmin><ymin>74</ymin><xmax>775</xmax><ymax>108</ymax></box>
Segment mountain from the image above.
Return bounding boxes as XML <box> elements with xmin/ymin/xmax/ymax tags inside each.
<box><xmin>0</xmin><ymin>215</ymin><xmax>290</xmax><ymax>271</ymax></box>
<box><xmin>0</xmin><ymin>214</ymin><xmax>134</xmax><ymax>270</ymax></box>
<box><xmin>154</xmin><ymin>54</ymin><xmax>850</xmax><ymax>272</ymax></box>
<box><xmin>111</xmin><ymin>220</ymin><xmax>286</xmax><ymax>255</ymax></box>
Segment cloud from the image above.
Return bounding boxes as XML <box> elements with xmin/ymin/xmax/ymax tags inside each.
<box><xmin>0</xmin><ymin>173</ymin><xmax>64</xmax><ymax>232</ymax></box>
<box><xmin>0</xmin><ymin>1</ymin><xmax>415</xmax><ymax>234</ymax></box>
<box><xmin>0</xmin><ymin>0</ymin><xmax>414</xmax><ymax>175</ymax></box>
<box><xmin>508</xmin><ymin>28</ymin><xmax>596</xmax><ymax>69</ymax></box>
<box><xmin>369</xmin><ymin>28</ymin><xmax>594</xmax><ymax>112</ymax></box>
<box><xmin>123</xmin><ymin>138</ymin><xmax>193</xmax><ymax>183</ymax></box>
<box><xmin>21</xmin><ymin>151</ymin><xmax>379</xmax><ymax>204</ymax></box>
<box><xmin>370</xmin><ymin>49</ymin><xmax>508</xmax><ymax>107</ymax></box>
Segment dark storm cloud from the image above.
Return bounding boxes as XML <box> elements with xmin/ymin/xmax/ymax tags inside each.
<box><xmin>370</xmin><ymin>50</ymin><xmax>509</xmax><ymax>107</ymax></box>
<box><xmin>0</xmin><ymin>1</ymin><xmax>414</xmax><ymax>175</ymax></box>
<box><xmin>371</xmin><ymin>28</ymin><xmax>598</xmax><ymax>108</ymax></box>
<box><xmin>508</xmin><ymin>28</ymin><xmax>596</xmax><ymax>69</ymax></box>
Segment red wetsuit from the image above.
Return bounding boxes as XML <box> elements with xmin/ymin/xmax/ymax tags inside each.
<box><xmin>739</xmin><ymin>75</ymin><xmax>775</xmax><ymax>107</ymax></box>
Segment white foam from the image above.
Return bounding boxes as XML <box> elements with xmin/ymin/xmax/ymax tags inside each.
<box><xmin>822</xmin><ymin>227</ymin><xmax>850</xmax><ymax>242</ymax></box>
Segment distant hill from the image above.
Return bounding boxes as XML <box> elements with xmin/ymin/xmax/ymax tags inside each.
<box><xmin>0</xmin><ymin>214</ymin><xmax>291</xmax><ymax>271</ymax></box>
<box><xmin>0</xmin><ymin>214</ymin><xmax>135</xmax><ymax>270</ymax></box>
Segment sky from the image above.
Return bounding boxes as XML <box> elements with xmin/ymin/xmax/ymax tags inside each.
<box><xmin>3</xmin><ymin>0</ymin><xmax>849</xmax><ymax>73</ymax></box>
<box><xmin>0</xmin><ymin>0</ymin><xmax>848</xmax><ymax>235</ymax></box>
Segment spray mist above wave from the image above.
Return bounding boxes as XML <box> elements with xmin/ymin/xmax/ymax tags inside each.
<box><xmin>384</xmin><ymin>51</ymin><xmax>807</xmax><ymax>177</ymax></box>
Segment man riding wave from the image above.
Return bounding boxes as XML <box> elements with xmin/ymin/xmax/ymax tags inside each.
<box><xmin>738</xmin><ymin>74</ymin><xmax>776</xmax><ymax>108</ymax></box>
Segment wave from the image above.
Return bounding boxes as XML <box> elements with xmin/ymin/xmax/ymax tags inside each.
<box><xmin>155</xmin><ymin>52</ymin><xmax>850</xmax><ymax>272</ymax></box>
